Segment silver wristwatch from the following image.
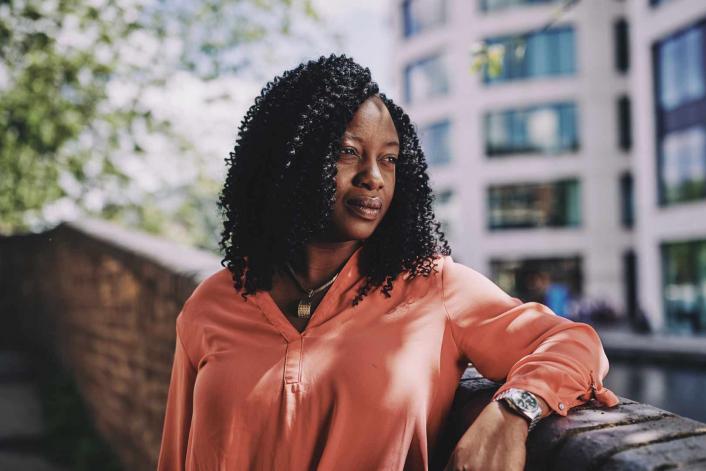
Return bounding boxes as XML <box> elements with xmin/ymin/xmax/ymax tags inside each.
<box><xmin>495</xmin><ymin>388</ymin><xmax>543</xmax><ymax>432</ymax></box>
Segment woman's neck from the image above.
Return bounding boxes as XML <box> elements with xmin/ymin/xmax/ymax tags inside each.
<box><xmin>287</xmin><ymin>240</ymin><xmax>362</xmax><ymax>288</ymax></box>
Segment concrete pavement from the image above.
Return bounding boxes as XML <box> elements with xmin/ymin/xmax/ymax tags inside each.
<box><xmin>0</xmin><ymin>350</ymin><xmax>65</xmax><ymax>471</ymax></box>
<box><xmin>597</xmin><ymin>326</ymin><xmax>706</xmax><ymax>365</ymax></box>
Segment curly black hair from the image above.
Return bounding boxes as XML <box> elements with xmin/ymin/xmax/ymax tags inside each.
<box><xmin>217</xmin><ymin>53</ymin><xmax>451</xmax><ymax>306</ymax></box>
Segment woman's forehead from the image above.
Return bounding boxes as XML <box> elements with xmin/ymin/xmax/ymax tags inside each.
<box><xmin>343</xmin><ymin>98</ymin><xmax>398</xmax><ymax>139</ymax></box>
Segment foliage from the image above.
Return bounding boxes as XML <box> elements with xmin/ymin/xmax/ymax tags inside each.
<box><xmin>29</xmin><ymin>346</ymin><xmax>124</xmax><ymax>471</ymax></box>
<box><xmin>0</xmin><ymin>0</ymin><xmax>321</xmax><ymax>251</ymax></box>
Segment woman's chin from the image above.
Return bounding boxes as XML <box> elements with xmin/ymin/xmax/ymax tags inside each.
<box><xmin>317</xmin><ymin>225</ymin><xmax>377</xmax><ymax>244</ymax></box>
<box><xmin>341</xmin><ymin>219</ymin><xmax>381</xmax><ymax>240</ymax></box>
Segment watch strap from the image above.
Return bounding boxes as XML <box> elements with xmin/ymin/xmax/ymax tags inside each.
<box><xmin>495</xmin><ymin>388</ymin><xmax>543</xmax><ymax>432</ymax></box>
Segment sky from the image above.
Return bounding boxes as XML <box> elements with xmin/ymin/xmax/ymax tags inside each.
<box><xmin>311</xmin><ymin>0</ymin><xmax>396</xmax><ymax>96</ymax></box>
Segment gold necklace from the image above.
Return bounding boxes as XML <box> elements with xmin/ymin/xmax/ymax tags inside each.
<box><xmin>284</xmin><ymin>262</ymin><xmax>340</xmax><ymax>318</ymax></box>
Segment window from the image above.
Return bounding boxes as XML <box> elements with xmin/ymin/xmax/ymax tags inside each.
<box><xmin>402</xmin><ymin>0</ymin><xmax>446</xmax><ymax>38</ymax></box>
<box><xmin>661</xmin><ymin>239</ymin><xmax>706</xmax><ymax>334</ymax></box>
<box><xmin>480</xmin><ymin>0</ymin><xmax>562</xmax><ymax>13</ymax></box>
<box><xmin>490</xmin><ymin>256</ymin><xmax>583</xmax><ymax>317</ymax></box>
<box><xmin>433</xmin><ymin>188</ymin><xmax>456</xmax><ymax>241</ymax></box>
<box><xmin>620</xmin><ymin>172</ymin><xmax>634</xmax><ymax>228</ymax></box>
<box><xmin>404</xmin><ymin>54</ymin><xmax>449</xmax><ymax>104</ymax></box>
<box><xmin>483</xmin><ymin>26</ymin><xmax>576</xmax><ymax>83</ymax></box>
<box><xmin>654</xmin><ymin>21</ymin><xmax>706</xmax><ymax>206</ymax></box>
<box><xmin>617</xmin><ymin>95</ymin><xmax>632</xmax><ymax>151</ymax></box>
<box><xmin>656</xmin><ymin>25</ymin><xmax>704</xmax><ymax>111</ymax></box>
<box><xmin>622</xmin><ymin>250</ymin><xmax>639</xmax><ymax>323</ymax></box>
<box><xmin>420</xmin><ymin>120</ymin><xmax>452</xmax><ymax>165</ymax></box>
<box><xmin>439</xmin><ymin>219</ymin><xmax>452</xmax><ymax>238</ymax></box>
<box><xmin>435</xmin><ymin>189</ymin><xmax>454</xmax><ymax>204</ymax></box>
<box><xmin>485</xmin><ymin>102</ymin><xmax>578</xmax><ymax>156</ymax></box>
<box><xmin>659</xmin><ymin>126</ymin><xmax>706</xmax><ymax>204</ymax></box>
<box><xmin>614</xmin><ymin>18</ymin><xmax>630</xmax><ymax>73</ymax></box>
<box><xmin>487</xmin><ymin>179</ymin><xmax>580</xmax><ymax>229</ymax></box>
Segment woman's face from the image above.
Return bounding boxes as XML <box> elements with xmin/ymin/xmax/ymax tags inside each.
<box><xmin>319</xmin><ymin>95</ymin><xmax>399</xmax><ymax>243</ymax></box>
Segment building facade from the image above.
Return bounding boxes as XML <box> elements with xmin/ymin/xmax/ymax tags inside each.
<box><xmin>390</xmin><ymin>0</ymin><xmax>706</xmax><ymax>334</ymax></box>
<box><xmin>630</xmin><ymin>0</ymin><xmax>706</xmax><ymax>333</ymax></box>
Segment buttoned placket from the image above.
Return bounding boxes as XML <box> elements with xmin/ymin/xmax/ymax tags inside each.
<box><xmin>284</xmin><ymin>336</ymin><xmax>304</xmax><ymax>384</ymax></box>
<box><xmin>251</xmin><ymin>247</ymin><xmax>364</xmax><ymax>389</ymax></box>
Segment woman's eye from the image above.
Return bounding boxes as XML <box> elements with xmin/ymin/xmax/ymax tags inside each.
<box><xmin>338</xmin><ymin>147</ymin><xmax>358</xmax><ymax>161</ymax></box>
<box><xmin>384</xmin><ymin>155</ymin><xmax>398</xmax><ymax>164</ymax></box>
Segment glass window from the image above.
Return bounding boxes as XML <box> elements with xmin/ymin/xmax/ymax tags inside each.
<box><xmin>654</xmin><ymin>22</ymin><xmax>706</xmax><ymax>207</ymax></box>
<box><xmin>480</xmin><ymin>0</ymin><xmax>563</xmax><ymax>13</ymax></box>
<box><xmin>402</xmin><ymin>0</ymin><xmax>446</xmax><ymax>38</ymax></box>
<box><xmin>439</xmin><ymin>219</ymin><xmax>452</xmax><ymax>237</ymax></box>
<box><xmin>617</xmin><ymin>95</ymin><xmax>632</xmax><ymax>151</ymax></box>
<box><xmin>620</xmin><ymin>172</ymin><xmax>634</xmax><ymax>228</ymax></box>
<box><xmin>433</xmin><ymin>188</ymin><xmax>456</xmax><ymax>241</ymax></box>
<box><xmin>662</xmin><ymin>239</ymin><xmax>706</xmax><ymax>334</ymax></box>
<box><xmin>435</xmin><ymin>188</ymin><xmax>454</xmax><ymax>205</ymax></box>
<box><xmin>487</xmin><ymin>179</ymin><xmax>580</xmax><ymax>229</ymax></box>
<box><xmin>659</xmin><ymin>126</ymin><xmax>706</xmax><ymax>204</ymax></box>
<box><xmin>483</xmin><ymin>26</ymin><xmax>576</xmax><ymax>83</ymax></box>
<box><xmin>623</xmin><ymin>250</ymin><xmax>639</xmax><ymax>322</ymax></box>
<box><xmin>490</xmin><ymin>256</ymin><xmax>583</xmax><ymax>317</ymax></box>
<box><xmin>657</xmin><ymin>25</ymin><xmax>705</xmax><ymax>111</ymax></box>
<box><xmin>420</xmin><ymin>120</ymin><xmax>452</xmax><ymax>165</ymax></box>
<box><xmin>614</xmin><ymin>18</ymin><xmax>630</xmax><ymax>73</ymax></box>
<box><xmin>404</xmin><ymin>54</ymin><xmax>449</xmax><ymax>104</ymax></box>
<box><xmin>485</xmin><ymin>102</ymin><xmax>578</xmax><ymax>156</ymax></box>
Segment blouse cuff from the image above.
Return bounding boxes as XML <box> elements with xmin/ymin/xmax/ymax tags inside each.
<box><xmin>491</xmin><ymin>372</ymin><xmax>620</xmax><ymax>417</ymax></box>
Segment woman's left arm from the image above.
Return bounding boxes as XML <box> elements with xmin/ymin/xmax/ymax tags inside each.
<box><xmin>440</xmin><ymin>256</ymin><xmax>619</xmax><ymax>471</ymax></box>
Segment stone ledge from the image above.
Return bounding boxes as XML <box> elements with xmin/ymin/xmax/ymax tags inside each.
<box><xmin>61</xmin><ymin>218</ymin><xmax>221</xmax><ymax>284</ymax></box>
<box><xmin>433</xmin><ymin>367</ymin><xmax>706</xmax><ymax>471</ymax></box>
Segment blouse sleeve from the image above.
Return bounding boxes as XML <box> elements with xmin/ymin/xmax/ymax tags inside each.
<box><xmin>441</xmin><ymin>255</ymin><xmax>620</xmax><ymax>417</ymax></box>
<box><xmin>157</xmin><ymin>316</ymin><xmax>197</xmax><ymax>471</ymax></box>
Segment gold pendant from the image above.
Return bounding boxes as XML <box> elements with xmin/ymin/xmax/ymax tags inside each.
<box><xmin>297</xmin><ymin>298</ymin><xmax>312</xmax><ymax>318</ymax></box>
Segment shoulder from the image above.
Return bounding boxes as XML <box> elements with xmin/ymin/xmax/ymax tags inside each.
<box><xmin>177</xmin><ymin>267</ymin><xmax>240</xmax><ymax>326</ymax></box>
<box><xmin>438</xmin><ymin>254</ymin><xmax>521</xmax><ymax>317</ymax></box>
<box><xmin>436</xmin><ymin>254</ymin><xmax>496</xmax><ymax>290</ymax></box>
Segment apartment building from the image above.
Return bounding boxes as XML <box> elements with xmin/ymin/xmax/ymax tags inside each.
<box><xmin>630</xmin><ymin>0</ymin><xmax>706</xmax><ymax>333</ymax></box>
<box><xmin>390</xmin><ymin>0</ymin><xmax>706</xmax><ymax>334</ymax></box>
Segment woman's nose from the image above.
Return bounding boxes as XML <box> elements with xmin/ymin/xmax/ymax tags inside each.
<box><xmin>355</xmin><ymin>160</ymin><xmax>384</xmax><ymax>191</ymax></box>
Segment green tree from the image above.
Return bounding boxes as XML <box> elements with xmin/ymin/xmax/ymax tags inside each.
<box><xmin>0</xmin><ymin>0</ymin><xmax>321</xmax><ymax>249</ymax></box>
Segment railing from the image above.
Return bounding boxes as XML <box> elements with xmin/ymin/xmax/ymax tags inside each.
<box><xmin>1</xmin><ymin>218</ymin><xmax>704</xmax><ymax>471</ymax></box>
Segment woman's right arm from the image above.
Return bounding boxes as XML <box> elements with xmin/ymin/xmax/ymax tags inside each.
<box><xmin>157</xmin><ymin>317</ymin><xmax>197</xmax><ymax>471</ymax></box>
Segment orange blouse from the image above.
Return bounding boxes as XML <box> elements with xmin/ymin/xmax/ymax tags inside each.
<box><xmin>157</xmin><ymin>246</ymin><xmax>619</xmax><ymax>470</ymax></box>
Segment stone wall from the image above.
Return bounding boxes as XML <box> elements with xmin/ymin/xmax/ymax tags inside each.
<box><xmin>0</xmin><ymin>219</ymin><xmax>218</xmax><ymax>471</ymax></box>
<box><xmin>1</xmin><ymin>218</ymin><xmax>705</xmax><ymax>470</ymax></box>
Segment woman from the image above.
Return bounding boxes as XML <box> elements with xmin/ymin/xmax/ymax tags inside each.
<box><xmin>157</xmin><ymin>54</ymin><xmax>619</xmax><ymax>471</ymax></box>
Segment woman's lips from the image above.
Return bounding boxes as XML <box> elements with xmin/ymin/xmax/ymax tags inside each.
<box><xmin>345</xmin><ymin>197</ymin><xmax>382</xmax><ymax>220</ymax></box>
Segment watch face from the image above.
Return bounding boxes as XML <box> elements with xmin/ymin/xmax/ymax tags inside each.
<box><xmin>515</xmin><ymin>391</ymin><xmax>538</xmax><ymax>412</ymax></box>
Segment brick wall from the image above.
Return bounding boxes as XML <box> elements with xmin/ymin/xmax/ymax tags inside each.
<box><xmin>0</xmin><ymin>219</ymin><xmax>218</xmax><ymax>471</ymax></box>
<box><xmin>1</xmin><ymin>218</ymin><xmax>705</xmax><ymax>470</ymax></box>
